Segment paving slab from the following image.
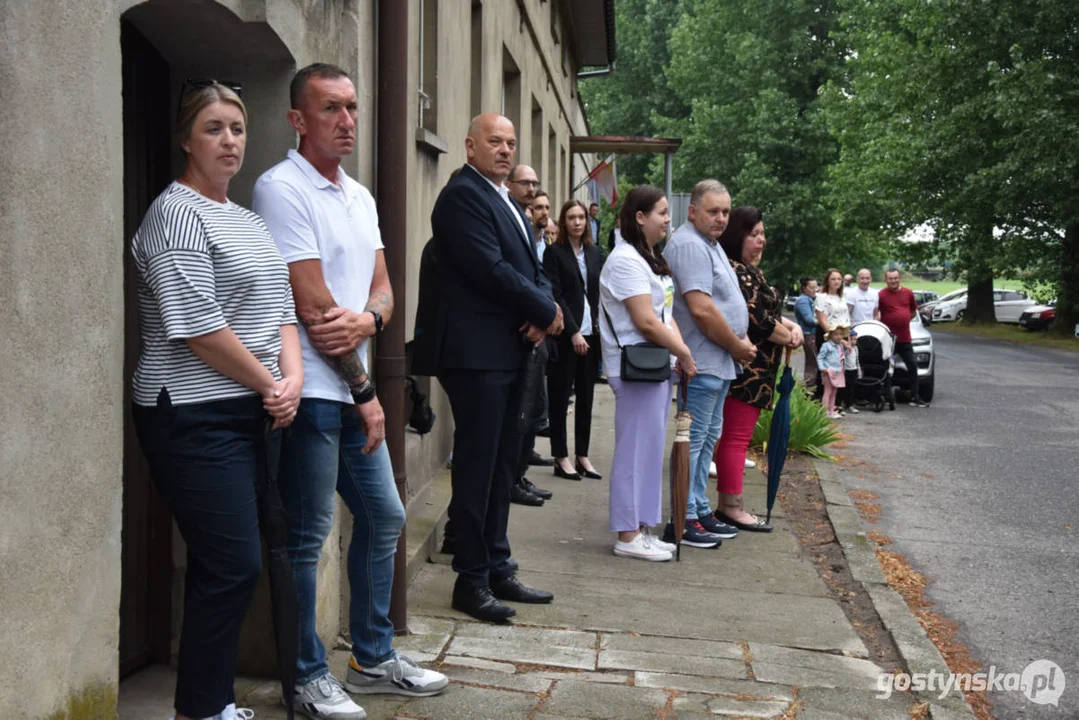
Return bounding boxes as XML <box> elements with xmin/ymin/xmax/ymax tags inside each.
<box><xmin>533</xmin><ymin>669</ymin><xmax>632</xmax><ymax>684</ymax></box>
<box><xmin>540</xmin><ymin>679</ymin><xmax>670</xmax><ymax>720</ymax></box>
<box><xmin>600</xmin><ymin>632</ymin><xmax>745</xmax><ymax>659</ymax></box>
<box><xmin>597</xmin><ymin>648</ymin><xmax>749</xmax><ymax>679</ymax></box>
<box><xmin>634</xmin><ymin>671</ymin><xmax>795</xmax><ymax>701</ymax></box>
<box><xmin>409</xmin><ymin>564</ymin><xmax>868</xmax><ymax>656</ymax></box>
<box><xmin>795</xmin><ymin>686</ymin><xmax>917</xmax><ymax>719</ymax></box>
<box><xmin>394</xmin><ymin>621</ymin><xmax>452</xmax><ymax>657</ymax></box>
<box><xmin>748</xmin><ymin>642</ymin><xmax>883</xmax><ymax>679</ymax></box>
<box><xmin>446</xmin><ymin>635</ymin><xmax>597</xmax><ymax>669</ymax></box>
<box><xmin>670</xmin><ymin>693</ymin><xmax>717</xmax><ymax>714</ymax></box>
<box><xmin>752</xmin><ymin>661</ymin><xmax>884</xmax><ymax>691</ymax></box>
<box><xmin>706</xmin><ymin>695</ymin><xmax>791</xmax><ymax>718</ymax></box>
<box><xmin>393</xmin><ymin>683</ymin><xmax>538</xmax><ymax>719</ymax></box>
<box><xmin>453</xmin><ymin>621</ymin><xmax>597</xmax><ymax>648</ymax></box>
<box><xmin>927</xmin><ymin>702</ymin><xmax>977</xmax><ymax>720</ymax></box>
<box><xmin>440</xmin><ymin>665</ymin><xmax>554</xmax><ymax>693</ymax></box>
<box><xmin>440</xmin><ymin>654</ymin><xmax>517</xmax><ymax>673</ymax></box>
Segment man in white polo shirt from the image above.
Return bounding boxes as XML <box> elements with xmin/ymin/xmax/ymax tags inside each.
<box><xmin>253</xmin><ymin>63</ymin><xmax>446</xmax><ymax>720</ymax></box>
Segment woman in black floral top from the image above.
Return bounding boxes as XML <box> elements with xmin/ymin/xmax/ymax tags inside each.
<box><xmin>711</xmin><ymin>207</ymin><xmax>804</xmax><ymax>532</ymax></box>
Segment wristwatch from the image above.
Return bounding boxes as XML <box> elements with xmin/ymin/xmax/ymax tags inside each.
<box><xmin>367</xmin><ymin>310</ymin><xmax>383</xmax><ymax>335</ymax></box>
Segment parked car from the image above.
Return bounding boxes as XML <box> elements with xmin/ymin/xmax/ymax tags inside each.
<box><xmin>931</xmin><ymin>288</ymin><xmax>1035</xmax><ymax>323</ymax></box>
<box><xmin>912</xmin><ymin>290</ymin><xmax>940</xmax><ymax>306</ymax></box>
<box><xmin>1018</xmin><ymin>303</ymin><xmax>1056</xmax><ymax>331</ymax></box>
<box><xmin>892</xmin><ymin>311</ymin><xmax>935</xmax><ymax>402</ymax></box>
<box><xmin>994</xmin><ymin>289</ymin><xmax>1038</xmax><ymax>323</ymax></box>
<box><xmin>921</xmin><ymin>288</ymin><xmax>967</xmax><ymax>326</ymax></box>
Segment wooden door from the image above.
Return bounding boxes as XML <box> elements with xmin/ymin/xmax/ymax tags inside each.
<box><xmin>118</xmin><ymin>17</ymin><xmax>173</xmax><ymax>678</ymax></box>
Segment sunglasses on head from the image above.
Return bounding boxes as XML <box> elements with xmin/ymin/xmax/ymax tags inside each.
<box><xmin>177</xmin><ymin>78</ymin><xmax>243</xmax><ymax>118</ymax></box>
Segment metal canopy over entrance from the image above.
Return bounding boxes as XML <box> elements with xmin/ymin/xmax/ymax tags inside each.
<box><xmin>570</xmin><ymin>135</ymin><xmax>683</xmax><ymax>200</ymax></box>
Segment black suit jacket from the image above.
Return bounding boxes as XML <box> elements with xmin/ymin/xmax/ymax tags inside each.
<box><xmin>542</xmin><ymin>241</ymin><xmax>603</xmax><ymax>339</ymax></box>
<box><xmin>431</xmin><ymin>165</ymin><xmax>557</xmax><ymax>372</ymax></box>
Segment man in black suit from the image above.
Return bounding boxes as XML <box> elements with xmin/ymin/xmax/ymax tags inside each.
<box><xmin>432</xmin><ymin>113</ymin><xmax>563</xmax><ymax>623</ymax></box>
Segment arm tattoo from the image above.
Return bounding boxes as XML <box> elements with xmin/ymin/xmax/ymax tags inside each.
<box><xmin>364</xmin><ymin>288</ymin><xmax>393</xmax><ymax>319</ymax></box>
<box><xmin>298</xmin><ymin>302</ymin><xmax>369</xmax><ymax>391</ymax></box>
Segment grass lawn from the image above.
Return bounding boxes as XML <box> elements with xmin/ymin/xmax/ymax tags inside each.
<box><xmin>866</xmin><ymin>278</ymin><xmax>1026</xmax><ymax>295</ymax></box>
<box><xmin>932</xmin><ymin>322</ymin><xmax>1079</xmax><ymax>352</ymax></box>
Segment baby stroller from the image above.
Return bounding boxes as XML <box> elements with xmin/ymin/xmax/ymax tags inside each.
<box><xmin>851</xmin><ymin>320</ymin><xmax>896</xmax><ymax>412</ymax></box>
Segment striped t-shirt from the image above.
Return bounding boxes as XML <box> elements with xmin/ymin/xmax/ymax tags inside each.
<box><xmin>131</xmin><ymin>182</ymin><xmax>296</xmax><ymax>406</ymax></box>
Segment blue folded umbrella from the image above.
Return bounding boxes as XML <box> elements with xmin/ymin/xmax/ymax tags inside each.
<box><xmin>765</xmin><ymin>350</ymin><xmax>796</xmax><ymax>523</ymax></box>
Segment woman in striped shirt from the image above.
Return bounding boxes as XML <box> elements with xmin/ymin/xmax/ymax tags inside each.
<box><xmin>131</xmin><ymin>80</ymin><xmax>301</xmax><ymax>720</ymax></box>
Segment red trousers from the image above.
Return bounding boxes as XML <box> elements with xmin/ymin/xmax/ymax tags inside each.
<box><xmin>713</xmin><ymin>396</ymin><xmax>761</xmax><ymax>495</ymax></box>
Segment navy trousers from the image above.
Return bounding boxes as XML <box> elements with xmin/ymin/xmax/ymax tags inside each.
<box><xmin>134</xmin><ymin>390</ymin><xmax>271</xmax><ymax>719</ymax></box>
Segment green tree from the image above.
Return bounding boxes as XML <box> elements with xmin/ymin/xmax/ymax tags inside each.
<box><xmin>984</xmin><ymin>1</ymin><xmax>1079</xmax><ymax>334</ymax></box>
<box><xmin>578</xmin><ymin>0</ymin><xmax>687</xmax><ymax>186</ymax></box>
<box><xmin>657</xmin><ymin>0</ymin><xmax>864</xmax><ymax>293</ymax></box>
<box><xmin>825</xmin><ymin>0</ymin><xmax>1078</xmax><ymax>326</ymax></box>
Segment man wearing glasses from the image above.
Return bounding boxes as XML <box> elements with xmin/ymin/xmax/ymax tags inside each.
<box><xmin>506</xmin><ymin>165</ymin><xmax>554</xmax><ymax>505</ymax></box>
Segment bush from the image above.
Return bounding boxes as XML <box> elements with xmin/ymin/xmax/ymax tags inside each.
<box><xmin>751</xmin><ymin>374</ymin><xmax>841</xmax><ymax>459</ymax></box>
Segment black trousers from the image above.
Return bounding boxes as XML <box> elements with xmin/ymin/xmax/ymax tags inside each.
<box><xmin>440</xmin><ymin>368</ymin><xmax>523</xmax><ymax>589</ymax></box>
<box><xmin>894</xmin><ymin>341</ymin><xmax>922</xmax><ymax>402</ymax></box>
<box><xmin>133</xmin><ymin>390</ymin><xmax>269</xmax><ymax>719</ymax></box>
<box><xmin>840</xmin><ymin>369</ymin><xmax>858</xmax><ymax>408</ymax></box>
<box><xmin>547</xmin><ymin>333</ymin><xmax>600</xmax><ymax>458</ymax></box>
<box><xmin>813</xmin><ymin>326</ymin><xmax>826</xmax><ymax>401</ymax></box>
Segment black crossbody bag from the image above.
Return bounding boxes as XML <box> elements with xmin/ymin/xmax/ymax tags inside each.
<box><xmin>602</xmin><ymin>306</ymin><xmax>672</xmax><ymax>383</ymax></box>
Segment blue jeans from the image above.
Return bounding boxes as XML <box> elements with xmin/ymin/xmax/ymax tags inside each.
<box><xmin>278</xmin><ymin>398</ymin><xmax>407</xmax><ymax>683</ymax></box>
<box><xmin>681</xmin><ymin>374</ymin><xmax>731</xmax><ymax>520</ymax></box>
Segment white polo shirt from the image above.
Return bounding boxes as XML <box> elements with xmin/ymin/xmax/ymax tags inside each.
<box><xmin>252</xmin><ymin>149</ymin><xmax>384</xmax><ymax>404</ymax></box>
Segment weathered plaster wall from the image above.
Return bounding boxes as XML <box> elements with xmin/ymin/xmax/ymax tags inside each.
<box><xmin>0</xmin><ymin>1</ymin><xmax>126</xmax><ymax>717</ymax></box>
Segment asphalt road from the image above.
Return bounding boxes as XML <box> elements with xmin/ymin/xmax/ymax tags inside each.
<box><xmin>825</xmin><ymin>330</ymin><xmax>1079</xmax><ymax>718</ymax></box>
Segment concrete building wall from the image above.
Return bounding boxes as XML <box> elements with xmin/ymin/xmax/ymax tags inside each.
<box><xmin>399</xmin><ymin>0</ymin><xmax>594</xmax><ymax>505</ymax></box>
<box><xmin>0</xmin><ymin>0</ymin><xmax>599</xmax><ymax>716</ymax></box>
<box><xmin>0</xmin><ymin>2</ymin><xmax>126</xmax><ymax>716</ymax></box>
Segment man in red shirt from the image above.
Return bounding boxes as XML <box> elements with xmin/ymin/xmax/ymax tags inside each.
<box><xmin>878</xmin><ymin>269</ymin><xmax>929</xmax><ymax>407</ymax></box>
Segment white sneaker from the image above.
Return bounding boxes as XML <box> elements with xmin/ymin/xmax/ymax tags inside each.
<box><xmin>744</xmin><ymin>458</ymin><xmax>756</xmax><ymax>469</ymax></box>
<box><xmin>344</xmin><ymin>654</ymin><xmax>449</xmax><ymax>697</ymax></box>
<box><xmin>709</xmin><ymin>461</ymin><xmax>718</xmax><ymax>478</ymax></box>
<box><xmin>170</xmin><ymin>705</ymin><xmax>256</xmax><ymax>720</ymax></box>
<box><xmin>640</xmin><ymin>527</ymin><xmax>677</xmax><ymax>554</ymax></box>
<box><xmin>294</xmin><ymin>675</ymin><xmax>366</xmax><ymax>719</ymax></box>
<box><xmin>614</xmin><ymin>533</ymin><xmax>673</xmax><ymax>562</ymax></box>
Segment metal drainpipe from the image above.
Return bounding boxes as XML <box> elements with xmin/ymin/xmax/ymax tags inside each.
<box><xmin>376</xmin><ymin>0</ymin><xmax>410</xmax><ymax>635</ymax></box>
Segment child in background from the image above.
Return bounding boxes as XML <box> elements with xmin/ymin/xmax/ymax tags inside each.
<box><xmin>817</xmin><ymin>324</ymin><xmax>847</xmax><ymax>419</ymax></box>
<box><xmin>841</xmin><ymin>328</ymin><xmax>861</xmax><ymax>414</ymax></box>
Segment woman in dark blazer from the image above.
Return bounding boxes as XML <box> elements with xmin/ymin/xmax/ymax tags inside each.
<box><xmin>544</xmin><ymin>200</ymin><xmax>604</xmax><ymax>480</ymax></box>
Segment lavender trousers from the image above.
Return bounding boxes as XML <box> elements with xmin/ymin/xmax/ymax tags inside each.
<box><xmin>608</xmin><ymin>376</ymin><xmax>674</xmax><ymax>532</ymax></box>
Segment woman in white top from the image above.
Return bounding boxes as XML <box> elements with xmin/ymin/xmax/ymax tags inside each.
<box><xmin>130</xmin><ymin>80</ymin><xmax>301</xmax><ymax>720</ymax></box>
<box><xmin>815</xmin><ymin>268</ymin><xmax>851</xmax><ymax>331</ymax></box>
<box><xmin>600</xmin><ymin>186</ymin><xmax>698</xmax><ymax>562</ymax></box>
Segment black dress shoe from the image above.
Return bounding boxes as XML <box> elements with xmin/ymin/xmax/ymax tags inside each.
<box><xmin>535</xmin><ymin>424</ymin><xmax>551</xmax><ymax>438</ymax></box>
<box><xmin>490</xmin><ymin>576</ymin><xmax>554</xmax><ymax>604</ymax></box>
<box><xmin>521</xmin><ymin>477</ymin><xmax>552</xmax><ymax>500</ymax></box>
<box><xmin>553</xmin><ymin>464</ymin><xmax>582</xmax><ymax>480</ymax></box>
<box><xmin>528</xmin><ymin>451</ymin><xmax>554</xmax><ymax>467</ymax></box>
<box><xmin>575</xmin><ymin>462</ymin><xmax>603</xmax><ymax>480</ymax></box>
<box><xmin>452</xmin><ymin>586</ymin><xmax>516</xmax><ymax>623</ymax></box>
<box><xmin>511</xmin><ymin>482</ymin><xmax>545</xmax><ymax>506</ymax></box>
